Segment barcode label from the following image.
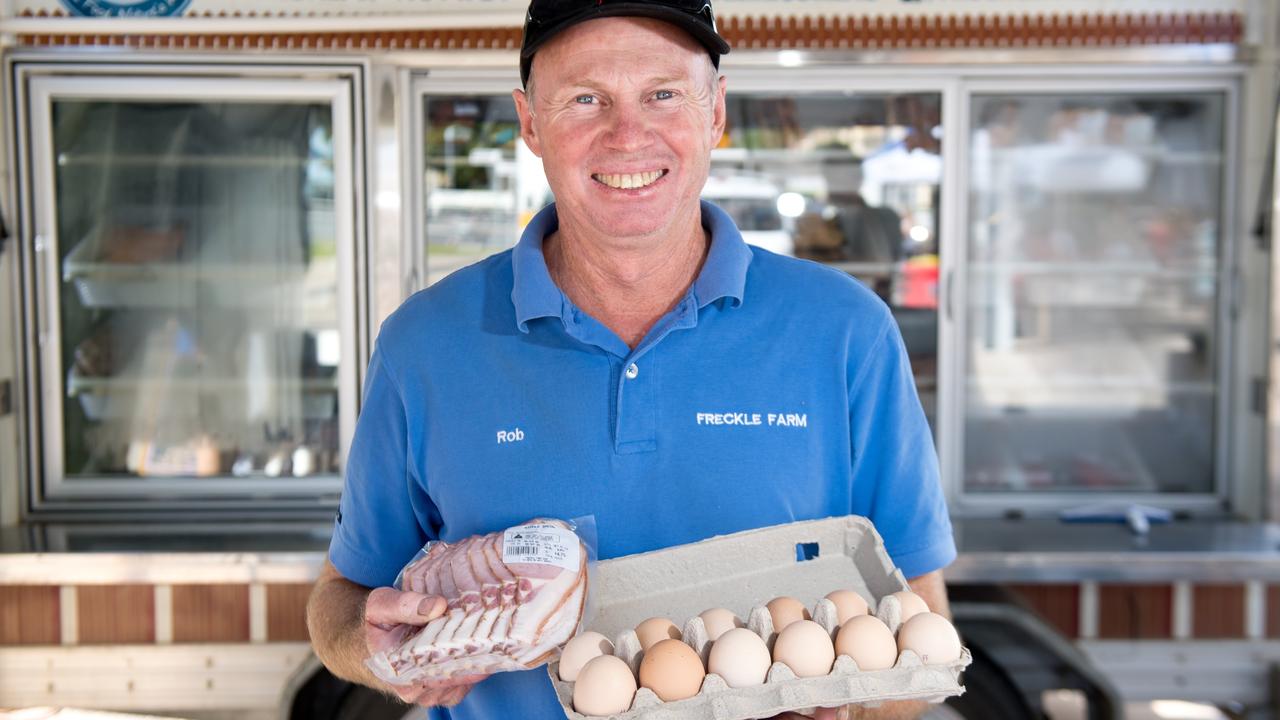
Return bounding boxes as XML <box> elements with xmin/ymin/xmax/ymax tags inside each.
<box><xmin>502</xmin><ymin>523</ymin><xmax>580</xmax><ymax>571</ymax></box>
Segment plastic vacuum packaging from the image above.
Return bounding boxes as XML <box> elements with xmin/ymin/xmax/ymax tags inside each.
<box><xmin>368</xmin><ymin>516</ymin><xmax>598</xmax><ymax>686</ymax></box>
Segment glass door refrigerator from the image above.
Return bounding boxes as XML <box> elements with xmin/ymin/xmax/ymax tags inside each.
<box><xmin>8</xmin><ymin>56</ymin><xmax>367</xmax><ymax>516</ymax></box>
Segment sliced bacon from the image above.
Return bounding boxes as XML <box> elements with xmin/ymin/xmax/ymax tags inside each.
<box><xmin>372</xmin><ymin>519</ymin><xmax>589</xmax><ymax>686</ymax></box>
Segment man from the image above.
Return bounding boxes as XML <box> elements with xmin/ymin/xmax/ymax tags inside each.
<box><xmin>307</xmin><ymin>2</ymin><xmax>955</xmax><ymax>719</ymax></box>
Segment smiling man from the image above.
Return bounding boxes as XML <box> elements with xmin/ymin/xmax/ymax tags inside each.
<box><xmin>307</xmin><ymin>2</ymin><xmax>956</xmax><ymax>719</ymax></box>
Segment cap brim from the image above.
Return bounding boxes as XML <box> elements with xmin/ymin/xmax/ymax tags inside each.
<box><xmin>521</xmin><ymin>4</ymin><xmax>731</xmax><ymax>64</ymax></box>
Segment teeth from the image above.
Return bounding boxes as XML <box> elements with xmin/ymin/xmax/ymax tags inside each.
<box><xmin>594</xmin><ymin>170</ymin><xmax>663</xmax><ymax>189</ymax></box>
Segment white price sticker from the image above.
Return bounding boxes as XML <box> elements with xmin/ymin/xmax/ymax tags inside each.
<box><xmin>502</xmin><ymin>523</ymin><xmax>581</xmax><ymax>571</ymax></box>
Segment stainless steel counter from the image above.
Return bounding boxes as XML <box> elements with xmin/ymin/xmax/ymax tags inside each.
<box><xmin>2</xmin><ymin>518</ymin><xmax>1278</xmax><ymax>584</ymax></box>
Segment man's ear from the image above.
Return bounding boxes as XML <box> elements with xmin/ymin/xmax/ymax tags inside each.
<box><xmin>513</xmin><ymin>88</ymin><xmax>543</xmax><ymax>158</ymax></box>
<box><xmin>710</xmin><ymin>75</ymin><xmax>728</xmax><ymax>146</ymax></box>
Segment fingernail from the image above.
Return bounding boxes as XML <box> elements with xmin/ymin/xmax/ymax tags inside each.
<box><xmin>417</xmin><ymin>597</ymin><xmax>440</xmax><ymax>617</ymax></box>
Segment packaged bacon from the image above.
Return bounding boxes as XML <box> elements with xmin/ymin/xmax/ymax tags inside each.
<box><xmin>367</xmin><ymin>517</ymin><xmax>597</xmax><ymax>686</ymax></box>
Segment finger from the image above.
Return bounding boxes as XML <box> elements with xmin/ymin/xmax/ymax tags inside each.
<box><xmin>419</xmin><ymin>673</ymin><xmax>489</xmax><ymax>690</ymax></box>
<box><xmin>365</xmin><ymin>587</ymin><xmax>448</xmax><ymax>626</ymax></box>
<box><xmin>812</xmin><ymin>708</ymin><xmax>842</xmax><ymax>720</ymax></box>
<box><xmin>437</xmin><ymin>682</ymin><xmax>476</xmax><ymax>707</ymax></box>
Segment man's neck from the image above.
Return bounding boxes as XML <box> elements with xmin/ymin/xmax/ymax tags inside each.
<box><xmin>544</xmin><ymin>213</ymin><xmax>710</xmax><ymax>349</ymax></box>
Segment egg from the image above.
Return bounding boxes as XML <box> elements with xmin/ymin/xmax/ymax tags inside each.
<box><xmin>707</xmin><ymin>627</ymin><xmax>771</xmax><ymax>688</ymax></box>
<box><xmin>559</xmin><ymin>631</ymin><xmax>615</xmax><ymax>682</ymax></box>
<box><xmin>771</xmin><ymin>619</ymin><xmax>835</xmax><ymax>678</ymax></box>
<box><xmin>835</xmin><ymin>615</ymin><xmax>898</xmax><ymax>671</ymax></box>
<box><xmin>766</xmin><ymin>596</ymin><xmax>811</xmax><ymax>632</ymax></box>
<box><xmin>825</xmin><ymin>589</ymin><xmax>870</xmax><ymax>624</ymax></box>
<box><xmin>638</xmin><ymin>638</ymin><xmax>705</xmax><ymax>702</ymax></box>
<box><xmin>890</xmin><ymin>590</ymin><xmax>929</xmax><ymax>624</ymax></box>
<box><xmin>897</xmin><ymin>612</ymin><xmax>962</xmax><ymax>665</ymax></box>
<box><xmin>699</xmin><ymin>608</ymin><xmax>744</xmax><ymax>641</ymax></box>
<box><xmin>635</xmin><ymin>617</ymin><xmax>681</xmax><ymax>651</ymax></box>
<box><xmin>572</xmin><ymin>654</ymin><xmax>637</xmax><ymax>716</ymax></box>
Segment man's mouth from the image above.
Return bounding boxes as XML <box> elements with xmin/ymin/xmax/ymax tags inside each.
<box><xmin>591</xmin><ymin>169</ymin><xmax>668</xmax><ymax>190</ymax></box>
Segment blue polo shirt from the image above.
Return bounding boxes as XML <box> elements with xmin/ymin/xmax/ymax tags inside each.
<box><xmin>329</xmin><ymin>201</ymin><xmax>954</xmax><ymax>720</ymax></box>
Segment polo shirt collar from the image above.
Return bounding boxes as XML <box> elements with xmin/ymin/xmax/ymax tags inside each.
<box><xmin>510</xmin><ymin>200</ymin><xmax>754</xmax><ymax>333</ymax></box>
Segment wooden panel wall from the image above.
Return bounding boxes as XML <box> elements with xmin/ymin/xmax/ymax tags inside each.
<box><xmin>1192</xmin><ymin>584</ymin><xmax>1245</xmax><ymax>639</ymax></box>
<box><xmin>77</xmin><ymin>585</ymin><xmax>154</xmax><ymax>644</ymax></box>
<box><xmin>1098</xmin><ymin>584</ymin><xmax>1172</xmax><ymax>639</ymax></box>
<box><xmin>172</xmin><ymin>584</ymin><xmax>250</xmax><ymax>643</ymax></box>
<box><xmin>1007</xmin><ymin>583</ymin><xmax>1079</xmax><ymax>638</ymax></box>
<box><xmin>267</xmin><ymin>583</ymin><xmax>313</xmax><ymax>642</ymax></box>
<box><xmin>0</xmin><ymin>585</ymin><xmax>60</xmax><ymax>645</ymax></box>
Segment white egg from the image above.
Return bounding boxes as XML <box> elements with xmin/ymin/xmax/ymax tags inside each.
<box><xmin>707</xmin><ymin>627</ymin><xmax>771</xmax><ymax>688</ymax></box>
<box><xmin>559</xmin><ymin>631</ymin><xmax>615</xmax><ymax>682</ymax></box>
<box><xmin>835</xmin><ymin>614</ymin><xmax>898</xmax><ymax>671</ymax></box>
<box><xmin>889</xmin><ymin>590</ymin><xmax>929</xmax><ymax>623</ymax></box>
<box><xmin>573</xmin><ymin>654</ymin><xmax>637</xmax><ymax>716</ymax></box>
<box><xmin>897</xmin><ymin>612</ymin><xmax>962</xmax><ymax>665</ymax></box>
<box><xmin>699</xmin><ymin>607</ymin><xmax>744</xmax><ymax>641</ymax></box>
<box><xmin>772</xmin><ymin>619</ymin><xmax>835</xmax><ymax>678</ymax></box>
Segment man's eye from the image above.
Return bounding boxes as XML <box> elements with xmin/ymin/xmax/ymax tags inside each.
<box><xmin>654</xmin><ymin>90</ymin><xmax>676</xmax><ymax>100</ymax></box>
<box><xmin>574</xmin><ymin>95</ymin><xmax>596</xmax><ymax>105</ymax></box>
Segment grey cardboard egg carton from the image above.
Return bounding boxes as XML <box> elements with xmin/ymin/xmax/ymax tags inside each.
<box><xmin>549</xmin><ymin>516</ymin><xmax>970</xmax><ymax>720</ymax></box>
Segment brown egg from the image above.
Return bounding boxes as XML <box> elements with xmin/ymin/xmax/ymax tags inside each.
<box><xmin>897</xmin><ymin>612</ymin><xmax>962</xmax><ymax>665</ymax></box>
<box><xmin>573</xmin><ymin>654</ymin><xmax>637</xmax><ymax>716</ymax></box>
<box><xmin>825</xmin><ymin>589</ymin><xmax>870</xmax><ymax>624</ymax></box>
<box><xmin>638</xmin><ymin>638</ymin><xmax>705</xmax><ymax>702</ymax></box>
<box><xmin>635</xmin><ymin>617</ymin><xmax>682</xmax><ymax>651</ymax></box>
<box><xmin>772</xmin><ymin>619</ymin><xmax>835</xmax><ymax>678</ymax></box>
<box><xmin>890</xmin><ymin>590</ymin><xmax>929</xmax><ymax>624</ymax></box>
<box><xmin>698</xmin><ymin>608</ymin><xmax>744</xmax><ymax>641</ymax></box>
<box><xmin>835</xmin><ymin>615</ymin><xmax>898</xmax><ymax>671</ymax></box>
<box><xmin>766</xmin><ymin>596</ymin><xmax>811</xmax><ymax>632</ymax></box>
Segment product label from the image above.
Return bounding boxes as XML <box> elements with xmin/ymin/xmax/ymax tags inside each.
<box><xmin>502</xmin><ymin>522</ymin><xmax>580</xmax><ymax>571</ymax></box>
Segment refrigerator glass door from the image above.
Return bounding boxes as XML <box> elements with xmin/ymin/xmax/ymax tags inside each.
<box><xmin>26</xmin><ymin>73</ymin><xmax>358</xmax><ymax>501</ymax></box>
<box><xmin>963</xmin><ymin>91</ymin><xmax>1226</xmax><ymax>496</ymax></box>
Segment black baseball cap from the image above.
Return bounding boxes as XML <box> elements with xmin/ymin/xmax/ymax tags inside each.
<box><xmin>520</xmin><ymin>0</ymin><xmax>731</xmax><ymax>87</ymax></box>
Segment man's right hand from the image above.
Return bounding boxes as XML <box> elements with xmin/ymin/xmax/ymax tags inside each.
<box><xmin>363</xmin><ymin>586</ymin><xmax>489</xmax><ymax>706</ymax></box>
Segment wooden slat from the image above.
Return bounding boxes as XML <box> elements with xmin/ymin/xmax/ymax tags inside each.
<box><xmin>1007</xmin><ymin>583</ymin><xmax>1080</xmax><ymax>638</ymax></box>
<box><xmin>1098</xmin><ymin>584</ymin><xmax>1172</xmax><ymax>639</ymax></box>
<box><xmin>172</xmin><ymin>585</ymin><xmax>249</xmax><ymax>643</ymax></box>
<box><xmin>266</xmin><ymin>583</ymin><xmax>313</xmax><ymax>643</ymax></box>
<box><xmin>77</xmin><ymin>585</ymin><xmax>154</xmax><ymax>644</ymax></box>
<box><xmin>1192</xmin><ymin>584</ymin><xmax>1245</xmax><ymax>639</ymax></box>
<box><xmin>0</xmin><ymin>586</ymin><xmax>60</xmax><ymax>645</ymax></box>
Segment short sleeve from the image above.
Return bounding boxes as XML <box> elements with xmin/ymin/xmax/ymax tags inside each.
<box><xmin>848</xmin><ymin>313</ymin><xmax>956</xmax><ymax>579</ymax></box>
<box><xmin>328</xmin><ymin>341</ymin><xmax>438</xmax><ymax>588</ymax></box>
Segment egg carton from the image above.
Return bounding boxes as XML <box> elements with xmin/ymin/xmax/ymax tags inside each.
<box><xmin>549</xmin><ymin>516</ymin><xmax>970</xmax><ymax>719</ymax></box>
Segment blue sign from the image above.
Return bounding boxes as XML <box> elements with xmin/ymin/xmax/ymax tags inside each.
<box><xmin>59</xmin><ymin>0</ymin><xmax>192</xmax><ymax>17</ymax></box>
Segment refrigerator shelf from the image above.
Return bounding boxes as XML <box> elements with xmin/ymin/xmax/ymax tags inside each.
<box><xmin>67</xmin><ymin>369</ymin><xmax>338</xmax><ymax>422</ymax></box>
<box><xmin>63</xmin><ymin>235</ymin><xmax>316</xmax><ymax>310</ymax></box>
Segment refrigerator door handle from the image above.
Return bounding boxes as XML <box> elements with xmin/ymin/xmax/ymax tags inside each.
<box><xmin>33</xmin><ymin>233</ymin><xmax>50</xmax><ymax>347</ymax></box>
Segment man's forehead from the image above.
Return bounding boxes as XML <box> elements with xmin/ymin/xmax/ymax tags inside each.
<box><xmin>534</xmin><ymin>21</ymin><xmax>711</xmax><ymax>91</ymax></box>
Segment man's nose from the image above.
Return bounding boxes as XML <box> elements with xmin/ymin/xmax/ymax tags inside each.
<box><xmin>601</xmin><ymin>102</ymin><xmax>653</xmax><ymax>151</ymax></box>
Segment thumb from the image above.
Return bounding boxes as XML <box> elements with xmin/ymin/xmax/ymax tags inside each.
<box><xmin>365</xmin><ymin>587</ymin><xmax>448</xmax><ymax>626</ymax></box>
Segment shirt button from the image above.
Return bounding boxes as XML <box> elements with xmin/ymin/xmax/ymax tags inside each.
<box><xmin>625</xmin><ymin>363</ymin><xmax>639</xmax><ymax>380</ymax></box>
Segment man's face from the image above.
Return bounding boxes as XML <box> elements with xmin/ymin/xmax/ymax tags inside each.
<box><xmin>514</xmin><ymin>17</ymin><xmax>727</xmax><ymax>244</ymax></box>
